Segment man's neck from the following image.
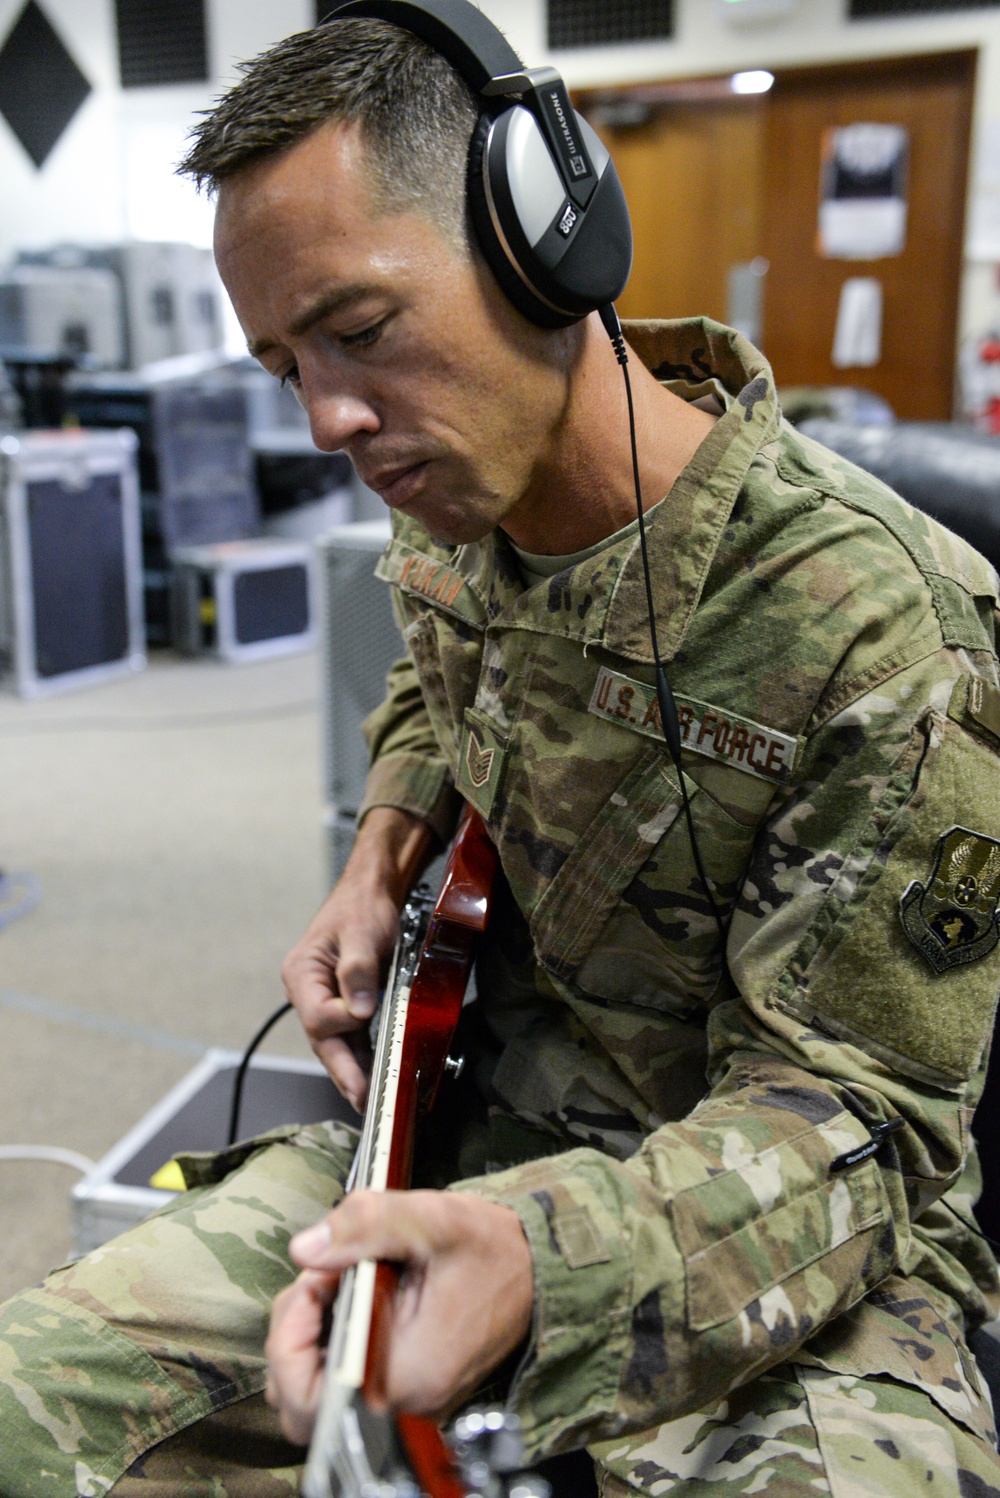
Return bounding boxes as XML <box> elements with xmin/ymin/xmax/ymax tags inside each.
<box><xmin>500</xmin><ymin>315</ymin><xmax>718</xmax><ymax>556</ymax></box>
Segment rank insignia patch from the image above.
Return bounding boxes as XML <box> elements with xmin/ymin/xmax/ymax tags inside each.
<box><xmin>900</xmin><ymin>825</ymin><xmax>1000</xmax><ymax>974</ymax></box>
<box><xmin>465</xmin><ymin>729</ymin><xmax>494</xmax><ymax>789</ymax></box>
<box><xmin>457</xmin><ymin>711</ymin><xmax>506</xmax><ymax>819</ymax></box>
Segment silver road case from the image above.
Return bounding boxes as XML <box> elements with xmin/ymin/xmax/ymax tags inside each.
<box><xmin>170</xmin><ymin>536</ymin><xmax>316</xmax><ymax>663</ymax></box>
<box><xmin>72</xmin><ymin>1048</ymin><xmax>356</xmax><ymax>1255</ymax></box>
<box><xmin>0</xmin><ymin>428</ymin><xmax>146</xmax><ymax>697</ymax></box>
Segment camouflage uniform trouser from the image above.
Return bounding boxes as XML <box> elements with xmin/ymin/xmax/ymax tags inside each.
<box><xmin>1</xmin><ymin>1121</ymin><xmax>999</xmax><ymax>1498</ymax></box>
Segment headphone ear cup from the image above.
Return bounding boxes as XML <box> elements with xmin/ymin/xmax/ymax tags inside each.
<box><xmin>468</xmin><ymin>105</ymin><xmax>632</xmax><ymax>329</ymax></box>
<box><xmin>466</xmin><ymin>112</ymin><xmax>576</xmax><ymax>329</ymax></box>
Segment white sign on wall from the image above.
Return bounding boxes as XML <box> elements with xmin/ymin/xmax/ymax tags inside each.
<box><xmin>832</xmin><ymin>277</ymin><xmax>883</xmax><ymax>369</ymax></box>
<box><xmin>968</xmin><ymin>120</ymin><xmax>1000</xmax><ymax>263</ymax></box>
<box><xmin>818</xmin><ymin>124</ymin><xmax>909</xmax><ymax>260</ymax></box>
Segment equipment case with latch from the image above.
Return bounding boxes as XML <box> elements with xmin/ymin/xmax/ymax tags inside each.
<box><xmin>0</xmin><ymin>427</ymin><xmax>146</xmax><ymax>697</ymax></box>
<box><xmin>170</xmin><ymin>536</ymin><xmax>316</xmax><ymax>663</ymax></box>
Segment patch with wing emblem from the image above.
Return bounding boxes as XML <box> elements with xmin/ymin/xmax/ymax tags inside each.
<box><xmin>900</xmin><ymin>825</ymin><xmax>1000</xmax><ymax>973</ymax></box>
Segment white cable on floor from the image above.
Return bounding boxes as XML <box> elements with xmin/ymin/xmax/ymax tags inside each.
<box><xmin>0</xmin><ymin>871</ymin><xmax>42</xmax><ymax>932</ymax></box>
<box><xmin>0</xmin><ymin>1145</ymin><xmax>96</xmax><ymax>1174</ymax></box>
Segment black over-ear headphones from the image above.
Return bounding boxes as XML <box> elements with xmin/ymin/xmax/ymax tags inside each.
<box><xmin>322</xmin><ymin>0</ymin><xmax>632</xmax><ymax>328</ymax></box>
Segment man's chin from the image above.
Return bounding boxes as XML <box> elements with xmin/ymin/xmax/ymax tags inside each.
<box><xmin>398</xmin><ymin>496</ymin><xmax>500</xmax><ymax>549</ymax></box>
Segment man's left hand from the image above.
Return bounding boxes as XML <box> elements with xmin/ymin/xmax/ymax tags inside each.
<box><xmin>264</xmin><ymin>1190</ymin><xmax>534</xmax><ymax>1445</ymax></box>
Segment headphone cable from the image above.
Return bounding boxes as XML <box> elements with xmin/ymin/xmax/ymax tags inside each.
<box><xmin>599</xmin><ymin>303</ymin><xmax>727</xmax><ymax>950</ymax></box>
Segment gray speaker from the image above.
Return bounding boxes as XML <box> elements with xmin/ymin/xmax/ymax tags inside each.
<box><xmin>317</xmin><ymin>520</ymin><xmax>446</xmax><ymax>891</ymax></box>
<box><xmin>319</xmin><ymin>519</ymin><xmax>397</xmax><ymax>813</ymax></box>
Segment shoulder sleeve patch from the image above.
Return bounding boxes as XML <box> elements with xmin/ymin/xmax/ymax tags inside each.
<box><xmin>900</xmin><ymin>826</ymin><xmax>1000</xmax><ymax>973</ymax></box>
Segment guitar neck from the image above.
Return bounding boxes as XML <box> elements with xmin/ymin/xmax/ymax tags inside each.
<box><xmin>323</xmin><ymin>890</ymin><xmax>431</xmax><ymax>1398</ymax></box>
<box><xmin>354</xmin><ymin>890</ymin><xmax>433</xmax><ymax>1197</ymax></box>
<box><xmin>303</xmin><ymin>808</ymin><xmax>497</xmax><ymax>1498</ymax></box>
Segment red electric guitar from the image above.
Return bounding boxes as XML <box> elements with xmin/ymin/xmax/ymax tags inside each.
<box><xmin>302</xmin><ymin>807</ymin><xmax>544</xmax><ymax>1498</ymax></box>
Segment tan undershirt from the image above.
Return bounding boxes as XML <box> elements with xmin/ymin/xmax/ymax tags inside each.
<box><xmin>506</xmin><ymin>498</ymin><xmax>665</xmax><ymax>591</ymax></box>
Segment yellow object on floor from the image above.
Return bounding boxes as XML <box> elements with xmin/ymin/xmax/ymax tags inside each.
<box><xmin>149</xmin><ymin>1159</ymin><xmax>187</xmax><ymax>1192</ymax></box>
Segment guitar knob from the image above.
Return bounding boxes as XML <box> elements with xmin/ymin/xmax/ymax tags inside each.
<box><xmin>507</xmin><ymin>1480</ymin><xmax>552</xmax><ymax>1498</ymax></box>
<box><xmin>444</xmin><ymin>1054</ymin><xmax>465</xmax><ymax>1080</ymax></box>
<box><xmin>450</xmin><ymin>1407</ymin><xmax>527</xmax><ymax>1488</ymax></box>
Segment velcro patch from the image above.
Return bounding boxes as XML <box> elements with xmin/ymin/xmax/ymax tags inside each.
<box><xmin>968</xmin><ymin>677</ymin><xmax>1000</xmax><ymax>743</ymax></box>
<box><xmin>589</xmin><ymin>666</ymin><xmax>800</xmax><ymax>784</ymax></box>
<box><xmin>457</xmin><ymin>710</ymin><xmax>506</xmax><ymax>819</ymax></box>
<box><xmin>900</xmin><ymin>824</ymin><xmax>1000</xmax><ymax>974</ymax></box>
<box><xmin>375</xmin><ymin>541</ymin><xmax>485</xmax><ymax>626</ymax></box>
<box><xmin>552</xmin><ymin>1207</ymin><xmax>612</xmax><ymax>1269</ymax></box>
<box><xmin>397</xmin><ymin>553</ymin><xmax>467</xmax><ymax>611</ymax></box>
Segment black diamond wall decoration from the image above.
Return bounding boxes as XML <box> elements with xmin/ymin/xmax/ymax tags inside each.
<box><xmin>0</xmin><ymin>1</ymin><xmax>91</xmax><ymax>168</ymax></box>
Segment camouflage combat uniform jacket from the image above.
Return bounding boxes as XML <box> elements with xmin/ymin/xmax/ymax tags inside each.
<box><xmin>360</xmin><ymin>319</ymin><xmax>1000</xmax><ymax>1460</ymax></box>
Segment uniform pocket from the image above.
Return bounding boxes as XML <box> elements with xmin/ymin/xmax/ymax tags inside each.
<box><xmin>797</xmin><ymin>1277</ymin><xmax>997</xmax><ymax>1447</ymax></box>
<box><xmin>673</xmin><ymin>1149</ymin><xmax>886</xmax><ymax>1331</ymax></box>
<box><xmin>529</xmin><ymin>750</ymin><xmax>693</xmax><ymax>981</ymax></box>
<box><xmin>402</xmin><ymin>611</ymin><xmax>481</xmax><ymax>774</ymax></box>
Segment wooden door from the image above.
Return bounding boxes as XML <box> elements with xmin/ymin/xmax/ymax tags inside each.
<box><xmin>761</xmin><ymin>52</ymin><xmax>975</xmax><ymax>420</ymax></box>
<box><xmin>576</xmin><ymin>88</ymin><xmax>766</xmax><ymax>325</ymax></box>
<box><xmin>577</xmin><ymin>51</ymin><xmax>974</xmax><ymax>420</ymax></box>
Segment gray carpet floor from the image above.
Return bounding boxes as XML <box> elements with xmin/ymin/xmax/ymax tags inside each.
<box><xmin>0</xmin><ymin>648</ymin><xmax>329</xmax><ymax>1300</ymax></box>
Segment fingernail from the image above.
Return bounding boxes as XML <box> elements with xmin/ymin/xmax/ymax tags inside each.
<box><xmin>291</xmin><ymin>1220</ymin><xmax>331</xmax><ymax>1259</ymax></box>
<box><xmin>347</xmin><ymin>990</ymin><xmax>377</xmax><ymax>1019</ymax></box>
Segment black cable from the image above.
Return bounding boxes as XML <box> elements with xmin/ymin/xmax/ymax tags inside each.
<box><xmin>599</xmin><ymin>303</ymin><xmax>727</xmax><ymax>950</ymax></box>
<box><xmin>941</xmin><ymin>1196</ymin><xmax>1000</xmax><ymax>1257</ymax></box>
<box><xmin>227</xmin><ymin>1000</ymin><xmax>294</xmax><ymax>1147</ymax></box>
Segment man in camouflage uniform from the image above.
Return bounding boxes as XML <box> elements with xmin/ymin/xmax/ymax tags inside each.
<box><xmin>3</xmin><ymin>17</ymin><xmax>1000</xmax><ymax>1497</ymax></box>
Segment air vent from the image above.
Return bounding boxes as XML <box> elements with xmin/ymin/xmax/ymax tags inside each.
<box><xmin>0</xmin><ymin>2</ymin><xmax>91</xmax><ymax>168</ymax></box>
<box><xmin>850</xmin><ymin>0</ymin><xmax>998</xmax><ymax>15</ymax></box>
<box><xmin>547</xmin><ymin>0</ymin><xmax>674</xmax><ymax>49</ymax></box>
<box><xmin>114</xmin><ymin>0</ymin><xmax>208</xmax><ymax>88</ymax></box>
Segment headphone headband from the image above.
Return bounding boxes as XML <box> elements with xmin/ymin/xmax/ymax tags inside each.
<box><xmin>322</xmin><ymin>0</ymin><xmax>522</xmax><ymax>93</ymax></box>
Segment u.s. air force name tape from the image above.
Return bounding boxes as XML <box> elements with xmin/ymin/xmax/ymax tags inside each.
<box><xmin>588</xmin><ymin>666</ymin><xmax>801</xmax><ymax>784</ymax></box>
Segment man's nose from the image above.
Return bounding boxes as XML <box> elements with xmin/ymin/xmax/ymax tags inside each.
<box><xmin>305</xmin><ymin>389</ymin><xmax>379</xmax><ymax>454</ymax></box>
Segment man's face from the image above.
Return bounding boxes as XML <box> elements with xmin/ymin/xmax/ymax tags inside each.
<box><xmin>214</xmin><ymin>119</ymin><xmax>578</xmax><ymax>546</ymax></box>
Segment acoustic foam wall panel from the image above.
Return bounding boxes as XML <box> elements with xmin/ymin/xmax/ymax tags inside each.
<box><xmin>0</xmin><ymin>1</ymin><xmax>90</xmax><ymax>168</ymax></box>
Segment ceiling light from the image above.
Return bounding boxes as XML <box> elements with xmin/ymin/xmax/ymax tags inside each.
<box><xmin>731</xmin><ymin>70</ymin><xmax>775</xmax><ymax>94</ymax></box>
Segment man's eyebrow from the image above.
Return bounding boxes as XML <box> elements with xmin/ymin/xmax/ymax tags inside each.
<box><xmin>246</xmin><ymin>285</ymin><xmax>377</xmax><ymax>360</ymax></box>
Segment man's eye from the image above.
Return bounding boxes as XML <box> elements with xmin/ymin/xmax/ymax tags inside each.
<box><xmin>340</xmin><ymin>320</ymin><xmax>385</xmax><ymax>351</ymax></box>
<box><xmin>278</xmin><ymin>366</ymin><xmax>300</xmax><ymax>390</ymax></box>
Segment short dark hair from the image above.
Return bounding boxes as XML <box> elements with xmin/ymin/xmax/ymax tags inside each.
<box><xmin>178</xmin><ymin>19</ymin><xmax>479</xmax><ymax>246</ymax></box>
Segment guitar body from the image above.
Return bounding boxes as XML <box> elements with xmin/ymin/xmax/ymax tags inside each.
<box><xmin>382</xmin><ymin>803</ymin><xmax>496</xmax><ymax>1193</ymax></box>
<box><xmin>304</xmin><ymin>805</ymin><xmax>498</xmax><ymax>1498</ymax></box>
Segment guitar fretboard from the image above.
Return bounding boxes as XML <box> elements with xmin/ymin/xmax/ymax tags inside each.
<box><xmin>325</xmin><ymin>891</ymin><xmax>434</xmax><ymax>1391</ymax></box>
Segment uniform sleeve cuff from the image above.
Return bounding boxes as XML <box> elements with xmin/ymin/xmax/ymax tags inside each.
<box><xmin>450</xmin><ymin>1151</ymin><xmax>636</xmax><ymax>1457</ymax></box>
<box><xmin>357</xmin><ymin>754</ymin><xmax>462</xmax><ymax>845</ymax></box>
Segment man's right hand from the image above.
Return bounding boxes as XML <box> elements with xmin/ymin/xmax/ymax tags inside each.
<box><xmin>281</xmin><ymin>807</ymin><xmax>434</xmax><ymax>1112</ymax></box>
